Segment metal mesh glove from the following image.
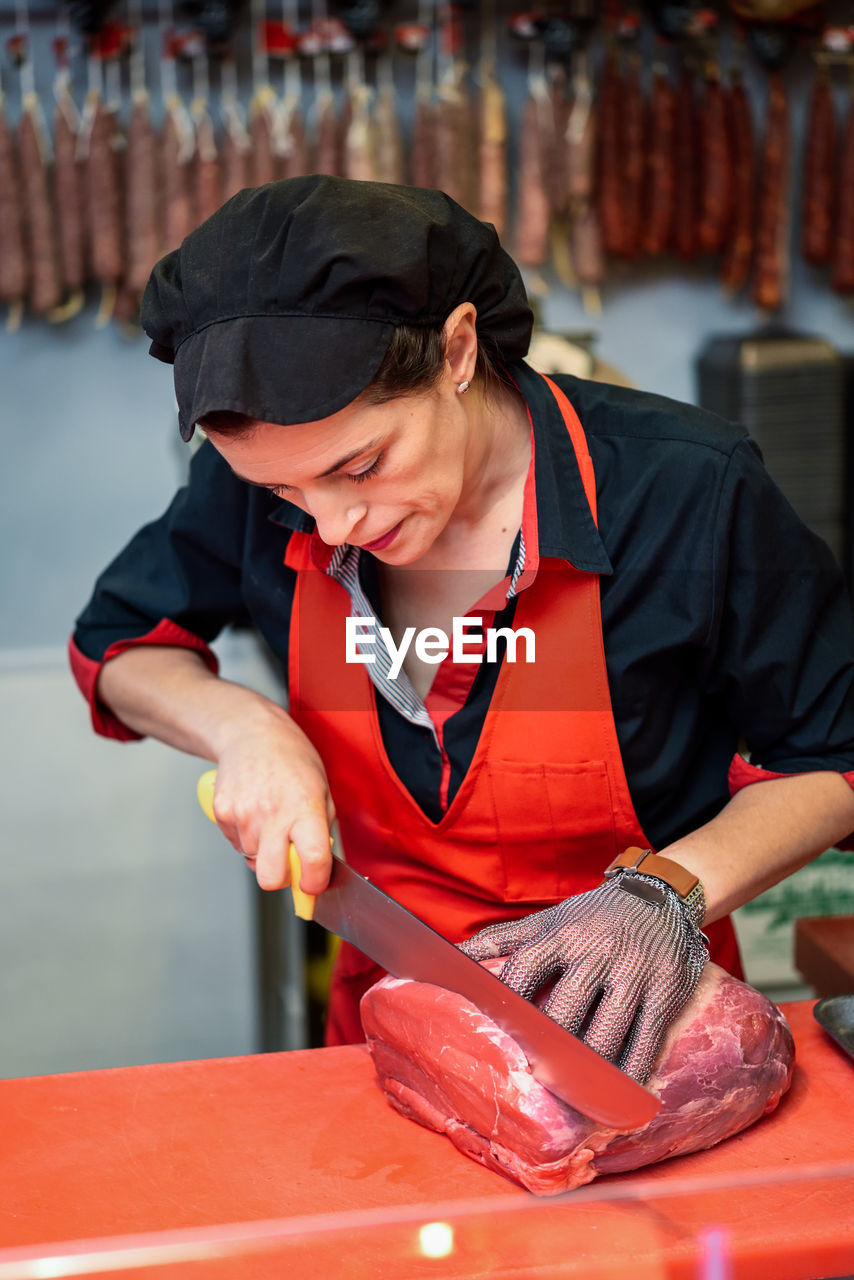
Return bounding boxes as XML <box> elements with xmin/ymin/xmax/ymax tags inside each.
<box><xmin>459</xmin><ymin>872</ymin><xmax>709</xmax><ymax>1084</ymax></box>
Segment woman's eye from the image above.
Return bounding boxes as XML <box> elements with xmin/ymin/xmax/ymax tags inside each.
<box><xmin>347</xmin><ymin>455</ymin><xmax>383</xmax><ymax>484</ymax></box>
<box><xmin>266</xmin><ymin>452</ymin><xmax>383</xmax><ymax>497</ymax></box>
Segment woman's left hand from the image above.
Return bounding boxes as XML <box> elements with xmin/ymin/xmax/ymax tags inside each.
<box><xmin>459</xmin><ymin>873</ymin><xmax>709</xmax><ymax>1083</ymax></box>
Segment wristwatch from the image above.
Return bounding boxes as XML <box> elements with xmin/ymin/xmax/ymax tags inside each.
<box><xmin>604</xmin><ymin>846</ymin><xmax>706</xmax><ymax>927</ymax></box>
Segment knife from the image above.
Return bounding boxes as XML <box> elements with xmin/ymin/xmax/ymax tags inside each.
<box><xmin>197</xmin><ymin>770</ymin><xmax>661</xmax><ymax>1129</ymax></box>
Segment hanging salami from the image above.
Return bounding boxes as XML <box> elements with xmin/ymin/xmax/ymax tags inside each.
<box><xmin>52</xmin><ymin>73</ymin><xmax>86</xmax><ymax>315</ymax></box>
<box><xmin>671</xmin><ymin>65</ymin><xmax>699</xmax><ymax>261</ymax></box>
<box><xmin>801</xmin><ymin>64</ymin><xmax>836</xmax><ymax>266</ymax></box>
<box><xmin>719</xmin><ymin>69</ymin><xmax>755</xmax><ymax>292</ymax></box>
<box><xmin>751</xmin><ymin>70</ymin><xmax>791</xmax><ymax>311</ymax></box>
<box><xmin>642</xmin><ymin>56</ymin><xmax>676</xmax><ymax>257</ymax></box>
<box><xmin>374</xmin><ymin>49</ymin><xmax>405</xmax><ymax>185</ymax></box>
<box><xmin>619</xmin><ymin>53</ymin><xmax>645</xmax><ymax>259</ymax></box>
<box><xmin>80</xmin><ymin>82</ymin><xmax>125</xmax><ymax>323</ymax></box>
<box><xmin>697</xmin><ymin>62</ymin><xmax>733</xmax><ymax>255</ymax></box>
<box><xmin>343</xmin><ymin>52</ymin><xmax>379</xmax><ymax>182</ymax></box>
<box><xmin>410</xmin><ymin>52</ymin><xmax>435</xmax><ymax>186</ymax></box>
<box><xmin>124</xmin><ymin>89</ymin><xmax>159</xmax><ymax>302</ymax></box>
<box><xmin>477</xmin><ymin>63</ymin><xmax>508</xmax><ymax>236</ymax></box>
<box><xmin>279</xmin><ymin>36</ymin><xmax>309</xmax><ymax>180</ymax></box>
<box><xmin>18</xmin><ymin>91</ymin><xmax>63</xmax><ymax>316</ymax></box>
<box><xmin>832</xmin><ymin>86</ymin><xmax>854</xmax><ymax>295</ymax></box>
<box><xmin>0</xmin><ymin>90</ymin><xmax>27</xmax><ymax>327</ymax></box>
<box><xmin>567</xmin><ymin>48</ymin><xmax>604</xmax><ymax>304</ymax></box>
<box><xmin>597</xmin><ymin>44</ymin><xmax>624</xmax><ymax>257</ymax></box>
<box><xmin>161</xmin><ymin>92</ymin><xmax>195</xmax><ymax>250</ymax></box>
<box><xmin>435</xmin><ymin>6</ymin><xmax>474</xmax><ymax>212</ymax></box>
<box><xmin>513</xmin><ymin>71</ymin><xmax>551</xmax><ymax>270</ymax></box>
<box><xmin>221</xmin><ymin>61</ymin><xmax>252</xmax><ymax>201</ymax></box>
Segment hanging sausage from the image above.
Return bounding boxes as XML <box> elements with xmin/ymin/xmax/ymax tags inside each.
<box><xmin>52</xmin><ymin>42</ymin><xmax>86</xmax><ymax>319</ymax></box>
<box><xmin>13</xmin><ymin>13</ymin><xmax>62</xmax><ymax>319</ymax></box>
<box><xmin>249</xmin><ymin>0</ymin><xmax>281</xmax><ymax>185</ymax></box>
<box><xmin>596</xmin><ymin>42</ymin><xmax>623</xmax><ymax>257</ymax></box>
<box><xmin>801</xmin><ymin>61</ymin><xmax>836</xmax><ymax>267</ymax></box>
<box><xmin>190</xmin><ymin>52</ymin><xmax>222</xmax><ymax>225</ymax></box>
<box><xmin>476</xmin><ymin>0</ymin><xmax>507</xmax><ymax>237</ymax></box>
<box><xmin>303</xmin><ymin>11</ymin><xmax>345</xmax><ymax>177</ymax></box>
<box><xmin>541</xmin><ymin>16</ymin><xmax>574</xmax><ymax>228</ymax></box>
<box><xmin>512</xmin><ymin>28</ymin><xmax>551</xmax><ymax>277</ymax></box>
<box><xmin>159</xmin><ymin>17</ymin><xmax>195</xmax><ymax>253</ymax></box>
<box><xmin>719</xmin><ymin>67</ymin><xmax>755</xmax><ymax>293</ymax></box>
<box><xmin>276</xmin><ymin>6</ymin><xmax>309</xmax><ymax>179</ymax></box>
<box><xmin>161</xmin><ymin>95</ymin><xmax>195</xmax><ymax>250</ymax></box>
<box><xmin>567</xmin><ymin>45</ymin><xmax>604</xmax><ymax>309</ymax></box>
<box><xmin>124</xmin><ymin>12</ymin><xmax>160</xmax><ymax>311</ymax></box>
<box><xmin>434</xmin><ymin>3</ymin><xmax>473</xmax><ymax>212</ymax></box>
<box><xmin>343</xmin><ymin>36</ymin><xmax>379</xmax><ymax>182</ymax></box>
<box><xmin>641</xmin><ymin>49</ymin><xmax>677</xmax><ymax>257</ymax></box>
<box><xmin>697</xmin><ymin>56</ymin><xmax>733</xmax><ymax>255</ymax></box>
<box><xmin>80</xmin><ymin>48</ymin><xmax>125</xmax><ymax>325</ymax></box>
<box><xmin>0</xmin><ymin>80</ymin><xmax>27</xmax><ymax>330</ymax></box>
<box><xmin>832</xmin><ymin>83</ymin><xmax>854</xmax><ymax>295</ymax></box>
<box><xmin>751</xmin><ymin>69</ymin><xmax>791</xmax><ymax>311</ymax></box>
<box><xmin>18</xmin><ymin>91</ymin><xmax>63</xmax><ymax>317</ymax></box>
<box><xmin>400</xmin><ymin>15</ymin><xmax>434</xmax><ymax>188</ymax></box>
<box><xmin>374</xmin><ymin>32</ymin><xmax>405</xmax><ymax>185</ymax></box>
<box><xmin>220</xmin><ymin>57</ymin><xmax>252</xmax><ymax>200</ymax></box>
<box><xmin>671</xmin><ymin>63</ymin><xmax>699</xmax><ymax>261</ymax></box>
<box><xmin>620</xmin><ymin>50</ymin><xmax>645</xmax><ymax>260</ymax></box>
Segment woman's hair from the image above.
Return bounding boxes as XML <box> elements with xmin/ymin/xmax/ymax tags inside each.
<box><xmin>199</xmin><ymin>323</ymin><xmax>506</xmax><ymax>437</ymax></box>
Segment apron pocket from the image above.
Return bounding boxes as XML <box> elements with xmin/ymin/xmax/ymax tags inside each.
<box><xmin>485</xmin><ymin>760</ymin><xmax>618</xmax><ymax>902</ymax></box>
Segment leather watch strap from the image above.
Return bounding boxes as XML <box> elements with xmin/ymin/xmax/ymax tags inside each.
<box><xmin>604</xmin><ymin>846</ymin><xmax>700</xmax><ymax>900</ymax></box>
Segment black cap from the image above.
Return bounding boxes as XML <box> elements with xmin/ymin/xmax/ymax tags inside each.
<box><xmin>141</xmin><ymin>176</ymin><xmax>534</xmax><ymax>441</ymax></box>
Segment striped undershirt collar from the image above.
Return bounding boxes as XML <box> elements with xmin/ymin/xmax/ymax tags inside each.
<box><xmin>325</xmin><ymin>532</ymin><xmax>526</xmax><ymax>733</ymax></box>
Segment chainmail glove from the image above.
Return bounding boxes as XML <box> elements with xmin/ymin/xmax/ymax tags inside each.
<box><xmin>459</xmin><ymin>871</ymin><xmax>709</xmax><ymax>1084</ymax></box>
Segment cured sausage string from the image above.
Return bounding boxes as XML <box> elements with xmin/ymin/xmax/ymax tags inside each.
<box><xmin>642</xmin><ymin>50</ymin><xmax>676</xmax><ymax>258</ymax></box>
<box><xmin>752</xmin><ymin>69</ymin><xmax>791</xmax><ymax>312</ymax></box>
<box><xmin>475</xmin><ymin>0</ymin><xmax>507</xmax><ymax>240</ymax></box>
<box><xmin>802</xmin><ymin>62</ymin><xmax>837</xmax><ymax>268</ymax></box>
<box><xmin>52</xmin><ymin>50</ymin><xmax>86</xmax><ymax>319</ymax></box>
<box><xmin>123</xmin><ymin>0</ymin><xmax>159</xmax><ymax>313</ymax></box>
<box><xmin>719</xmin><ymin>67</ymin><xmax>755</xmax><ymax>294</ymax></box>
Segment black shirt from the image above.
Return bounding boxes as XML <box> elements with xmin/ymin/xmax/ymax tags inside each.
<box><xmin>72</xmin><ymin>362</ymin><xmax>854</xmax><ymax>848</ymax></box>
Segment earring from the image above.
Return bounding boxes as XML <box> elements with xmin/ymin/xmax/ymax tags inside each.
<box><xmin>457</xmin><ymin>380</ymin><xmax>471</xmax><ymax>395</ymax></box>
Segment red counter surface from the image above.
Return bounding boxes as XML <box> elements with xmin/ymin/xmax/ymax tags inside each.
<box><xmin>0</xmin><ymin>1000</ymin><xmax>852</xmax><ymax>1280</ymax></box>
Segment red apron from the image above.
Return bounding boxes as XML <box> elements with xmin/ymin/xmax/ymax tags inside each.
<box><xmin>285</xmin><ymin>374</ymin><xmax>742</xmax><ymax>1044</ymax></box>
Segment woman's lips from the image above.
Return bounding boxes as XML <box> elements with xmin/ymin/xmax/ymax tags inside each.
<box><xmin>361</xmin><ymin>521</ymin><xmax>403</xmax><ymax>552</ymax></box>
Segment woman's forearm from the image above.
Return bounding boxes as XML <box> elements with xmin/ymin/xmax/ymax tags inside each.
<box><xmin>659</xmin><ymin>770</ymin><xmax>854</xmax><ymax>925</ymax></box>
<box><xmin>95</xmin><ymin>646</ymin><xmax>292</xmax><ymax>760</ymax></box>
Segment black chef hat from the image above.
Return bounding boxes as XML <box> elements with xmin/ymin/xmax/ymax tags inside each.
<box><xmin>141</xmin><ymin>175</ymin><xmax>534</xmax><ymax>441</ymax></box>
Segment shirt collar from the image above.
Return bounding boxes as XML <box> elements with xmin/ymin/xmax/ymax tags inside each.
<box><xmin>508</xmin><ymin>361</ymin><xmax>612</xmax><ymax>575</ymax></box>
<box><xmin>266</xmin><ymin>360</ymin><xmax>612</xmax><ymax>577</ymax></box>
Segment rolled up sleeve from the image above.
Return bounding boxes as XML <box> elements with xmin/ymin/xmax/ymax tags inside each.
<box><xmin>705</xmin><ymin>439</ymin><xmax>854</xmax><ymax>839</ymax></box>
<box><xmin>70</xmin><ymin>442</ymin><xmax>252</xmax><ymax>740</ymax></box>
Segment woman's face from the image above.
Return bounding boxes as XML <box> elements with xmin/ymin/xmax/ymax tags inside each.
<box><xmin>204</xmin><ymin>380</ymin><xmax>470</xmax><ymax>565</ymax></box>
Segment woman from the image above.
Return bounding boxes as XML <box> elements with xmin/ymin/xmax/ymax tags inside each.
<box><xmin>70</xmin><ymin>176</ymin><xmax>854</xmax><ymax>1081</ymax></box>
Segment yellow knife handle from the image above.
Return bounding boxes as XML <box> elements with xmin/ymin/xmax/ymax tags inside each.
<box><xmin>197</xmin><ymin>769</ymin><xmax>318</xmax><ymax>921</ymax></box>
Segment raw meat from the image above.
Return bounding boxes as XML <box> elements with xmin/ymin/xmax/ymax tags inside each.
<box><xmin>361</xmin><ymin>961</ymin><xmax>794</xmax><ymax>1196</ymax></box>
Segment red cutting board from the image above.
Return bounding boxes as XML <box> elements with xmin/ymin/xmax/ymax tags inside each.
<box><xmin>0</xmin><ymin>1000</ymin><xmax>852</xmax><ymax>1279</ymax></box>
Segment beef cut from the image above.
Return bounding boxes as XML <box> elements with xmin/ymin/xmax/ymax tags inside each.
<box><xmin>360</xmin><ymin>961</ymin><xmax>795</xmax><ymax>1196</ymax></box>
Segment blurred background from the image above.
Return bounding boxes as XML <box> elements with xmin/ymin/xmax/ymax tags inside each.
<box><xmin>2</xmin><ymin>0</ymin><xmax>854</xmax><ymax>1079</ymax></box>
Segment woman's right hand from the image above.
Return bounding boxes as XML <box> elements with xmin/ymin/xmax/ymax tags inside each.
<box><xmin>210</xmin><ymin>704</ymin><xmax>336</xmax><ymax>895</ymax></box>
<box><xmin>96</xmin><ymin>647</ymin><xmax>334</xmax><ymax>894</ymax></box>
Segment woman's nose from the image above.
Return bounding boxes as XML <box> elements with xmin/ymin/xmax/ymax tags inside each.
<box><xmin>308</xmin><ymin>493</ymin><xmax>367</xmax><ymax>546</ymax></box>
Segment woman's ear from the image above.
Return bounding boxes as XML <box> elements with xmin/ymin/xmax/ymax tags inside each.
<box><xmin>441</xmin><ymin>303</ymin><xmax>478</xmax><ymax>385</ymax></box>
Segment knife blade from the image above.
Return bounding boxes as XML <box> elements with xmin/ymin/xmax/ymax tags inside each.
<box><xmin>196</xmin><ymin>770</ymin><xmax>661</xmax><ymax>1129</ymax></box>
